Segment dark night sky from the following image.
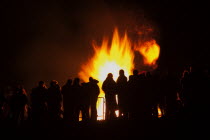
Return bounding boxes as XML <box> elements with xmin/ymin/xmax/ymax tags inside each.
<box><xmin>1</xmin><ymin>0</ymin><xmax>210</xmax><ymax>91</ymax></box>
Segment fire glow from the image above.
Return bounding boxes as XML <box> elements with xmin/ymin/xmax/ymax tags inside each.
<box><xmin>79</xmin><ymin>28</ymin><xmax>160</xmax><ymax>120</ymax></box>
<box><xmin>134</xmin><ymin>40</ymin><xmax>160</xmax><ymax>68</ymax></box>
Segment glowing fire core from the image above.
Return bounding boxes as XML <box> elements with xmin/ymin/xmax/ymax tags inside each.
<box><xmin>79</xmin><ymin>28</ymin><xmax>160</xmax><ymax>120</ymax></box>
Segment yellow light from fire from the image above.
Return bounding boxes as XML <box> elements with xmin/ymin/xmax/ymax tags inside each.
<box><xmin>157</xmin><ymin>104</ymin><xmax>162</xmax><ymax>118</ymax></box>
<box><xmin>115</xmin><ymin>94</ymin><xmax>119</xmax><ymax>117</ymax></box>
<box><xmin>79</xmin><ymin>110</ymin><xmax>82</xmax><ymax>121</ymax></box>
<box><xmin>115</xmin><ymin>110</ymin><xmax>120</xmax><ymax>118</ymax></box>
<box><xmin>79</xmin><ymin>28</ymin><xmax>160</xmax><ymax>120</ymax></box>
<box><xmin>135</xmin><ymin>40</ymin><xmax>160</xmax><ymax>66</ymax></box>
<box><xmin>79</xmin><ymin>28</ymin><xmax>134</xmax><ymax>120</ymax></box>
<box><xmin>115</xmin><ymin>94</ymin><xmax>119</xmax><ymax>105</ymax></box>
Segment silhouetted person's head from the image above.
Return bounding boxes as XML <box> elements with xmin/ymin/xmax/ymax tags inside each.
<box><xmin>89</xmin><ymin>77</ymin><xmax>94</xmax><ymax>82</ymax></box>
<box><xmin>119</xmin><ymin>69</ymin><xmax>125</xmax><ymax>76</ymax></box>
<box><xmin>50</xmin><ymin>80</ymin><xmax>58</xmax><ymax>87</ymax></box>
<box><xmin>73</xmin><ymin>78</ymin><xmax>80</xmax><ymax>85</ymax></box>
<box><xmin>107</xmin><ymin>73</ymin><xmax>113</xmax><ymax>79</ymax></box>
<box><xmin>16</xmin><ymin>85</ymin><xmax>27</xmax><ymax>95</ymax></box>
<box><xmin>133</xmin><ymin>69</ymin><xmax>139</xmax><ymax>76</ymax></box>
<box><xmin>38</xmin><ymin>81</ymin><xmax>46</xmax><ymax>88</ymax></box>
<box><xmin>66</xmin><ymin>79</ymin><xmax>72</xmax><ymax>85</ymax></box>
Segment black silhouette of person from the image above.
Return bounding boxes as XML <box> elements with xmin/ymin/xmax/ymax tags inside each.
<box><xmin>10</xmin><ymin>84</ymin><xmax>28</xmax><ymax>126</ymax></box>
<box><xmin>116</xmin><ymin>69</ymin><xmax>128</xmax><ymax>119</ymax></box>
<box><xmin>127</xmin><ymin>69</ymin><xmax>139</xmax><ymax>120</ymax></box>
<box><xmin>31</xmin><ymin>81</ymin><xmax>48</xmax><ymax>124</ymax></box>
<box><xmin>46</xmin><ymin>80</ymin><xmax>62</xmax><ymax>121</ymax></box>
<box><xmin>164</xmin><ymin>73</ymin><xmax>180</xmax><ymax>120</ymax></box>
<box><xmin>80</xmin><ymin>81</ymin><xmax>90</xmax><ymax>122</ymax></box>
<box><xmin>102</xmin><ymin>73</ymin><xmax>117</xmax><ymax>120</ymax></box>
<box><xmin>87</xmin><ymin>77</ymin><xmax>100</xmax><ymax>122</ymax></box>
<box><xmin>61</xmin><ymin>79</ymin><xmax>74</xmax><ymax>125</ymax></box>
<box><xmin>71</xmin><ymin>78</ymin><xmax>82</xmax><ymax>123</ymax></box>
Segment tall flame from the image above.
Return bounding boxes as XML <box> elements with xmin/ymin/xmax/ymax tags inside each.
<box><xmin>78</xmin><ymin>28</ymin><xmax>160</xmax><ymax>120</ymax></box>
<box><xmin>79</xmin><ymin>28</ymin><xmax>134</xmax><ymax>83</ymax></box>
<box><xmin>79</xmin><ymin>28</ymin><xmax>134</xmax><ymax>120</ymax></box>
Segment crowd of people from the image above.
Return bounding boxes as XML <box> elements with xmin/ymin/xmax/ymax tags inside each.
<box><xmin>0</xmin><ymin>64</ymin><xmax>210</xmax><ymax>128</ymax></box>
<box><xmin>0</xmin><ymin>77</ymin><xmax>100</xmax><ymax>127</ymax></box>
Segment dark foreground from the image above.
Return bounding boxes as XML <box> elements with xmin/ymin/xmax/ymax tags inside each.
<box><xmin>1</xmin><ymin>118</ymin><xmax>208</xmax><ymax>140</ymax></box>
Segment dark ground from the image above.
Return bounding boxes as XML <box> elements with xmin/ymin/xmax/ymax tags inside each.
<box><xmin>0</xmin><ymin>118</ymin><xmax>203</xmax><ymax>140</ymax></box>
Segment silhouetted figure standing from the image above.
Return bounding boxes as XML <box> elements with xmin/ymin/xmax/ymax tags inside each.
<box><xmin>87</xmin><ymin>77</ymin><xmax>100</xmax><ymax>122</ymax></box>
<box><xmin>116</xmin><ymin>69</ymin><xmax>128</xmax><ymax>119</ymax></box>
<box><xmin>127</xmin><ymin>69</ymin><xmax>139</xmax><ymax>120</ymax></box>
<box><xmin>10</xmin><ymin>84</ymin><xmax>28</xmax><ymax>126</ymax></box>
<box><xmin>31</xmin><ymin>81</ymin><xmax>48</xmax><ymax>125</ymax></box>
<box><xmin>46</xmin><ymin>80</ymin><xmax>62</xmax><ymax>122</ymax></box>
<box><xmin>163</xmin><ymin>73</ymin><xmax>180</xmax><ymax>119</ymax></box>
<box><xmin>80</xmin><ymin>82</ymin><xmax>90</xmax><ymax>122</ymax></box>
<box><xmin>61</xmin><ymin>79</ymin><xmax>73</xmax><ymax>125</ymax></box>
<box><xmin>138</xmin><ymin>71</ymin><xmax>156</xmax><ymax>121</ymax></box>
<box><xmin>71</xmin><ymin>78</ymin><xmax>83</xmax><ymax>123</ymax></box>
<box><xmin>102</xmin><ymin>73</ymin><xmax>117</xmax><ymax>120</ymax></box>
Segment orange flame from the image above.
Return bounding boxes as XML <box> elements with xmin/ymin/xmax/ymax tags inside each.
<box><xmin>79</xmin><ymin>28</ymin><xmax>134</xmax><ymax>120</ymax></box>
<box><xmin>78</xmin><ymin>28</ymin><xmax>160</xmax><ymax>120</ymax></box>
<box><xmin>79</xmin><ymin>28</ymin><xmax>134</xmax><ymax>83</ymax></box>
<box><xmin>135</xmin><ymin>40</ymin><xmax>160</xmax><ymax>68</ymax></box>
<box><xmin>157</xmin><ymin>104</ymin><xmax>163</xmax><ymax>118</ymax></box>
